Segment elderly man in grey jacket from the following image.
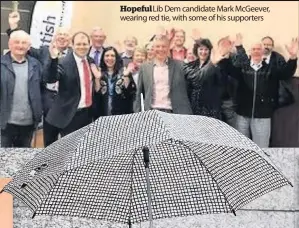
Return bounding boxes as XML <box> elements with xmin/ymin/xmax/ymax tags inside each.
<box><xmin>1</xmin><ymin>30</ymin><xmax>44</xmax><ymax>148</ymax></box>
<box><xmin>134</xmin><ymin>35</ymin><xmax>192</xmax><ymax>114</ymax></box>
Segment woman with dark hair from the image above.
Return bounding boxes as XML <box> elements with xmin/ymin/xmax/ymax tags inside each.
<box><xmin>93</xmin><ymin>46</ymin><xmax>136</xmax><ymax>118</ymax></box>
<box><xmin>183</xmin><ymin>38</ymin><xmax>227</xmax><ymax>119</ymax></box>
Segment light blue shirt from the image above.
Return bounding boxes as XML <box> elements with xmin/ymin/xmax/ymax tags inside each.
<box><xmin>89</xmin><ymin>47</ymin><xmax>103</xmax><ymax>66</ymax></box>
<box><xmin>107</xmin><ymin>72</ymin><xmax>114</xmax><ymax>115</ymax></box>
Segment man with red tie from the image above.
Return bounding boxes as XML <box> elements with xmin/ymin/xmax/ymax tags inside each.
<box><xmin>44</xmin><ymin>31</ymin><xmax>101</xmax><ymax>137</ymax></box>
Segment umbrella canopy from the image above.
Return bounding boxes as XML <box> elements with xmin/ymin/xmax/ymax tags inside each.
<box><xmin>1</xmin><ymin>110</ymin><xmax>292</xmax><ymax>225</ymax></box>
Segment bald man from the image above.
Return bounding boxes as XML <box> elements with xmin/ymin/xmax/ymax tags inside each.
<box><xmin>216</xmin><ymin>34</ymin><xmax>298</xmax><ymax>147</ymax></box>
<box><xmin>1</xmin><ymin>31</ymin><xmax>45</xmax><ymax>148</ymax></box>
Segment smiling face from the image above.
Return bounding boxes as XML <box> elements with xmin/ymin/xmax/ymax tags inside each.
<box><xmin>133</xmin><ymin>50</ymin><xmax>146</xmax><ymax>67</ymax></box>
<box><xmin>104</xmin><ymin>49</ymin><xmax>116</xmax><ymax>69</ymax></box>
<box><xmin>91</xmin><ymin>28</ymin><xmax>106</xmax><ymax>49</ymax></box>
<box><xmin>153</xmin><ymin>37</ymin><xmax>169</xmax><ymax>61</ymax></box>
<box><xmin>55</xmin><ymin>27</ymin><xmax>70</xmax><ymax>50</ymax></box>
<box><xmin>124</xmin><ymin>36</ymin><xmax>137</xmax><ymax>52</ymax></box>
<box><xmin>73</xmin><ymin>33</ymin><xmax>90</xmax><ymax>58</ymax></box>
<box><xmin>197</xmin><ymin>45</ymin><xmax>210</xmax><ymax>62</ymax></box>
<box><xmin>8</xmin><ymin>30</ymin><xmax>31</xmax><ymax>58</ymax></box>
<box><xmin>186</xmin><ymin>47</ymin><xmax>196</xmax><ymax>62</ymax></box>
<box><xmin>262</xmin><ymin>37</ymin><xmax>274</xmax><ymax>55</ymax></box>
<box><xmin>173</xmin><ymin>30</ymin><xmax>185</xmax><ymax>47</ymax></box>
<box><xmin>146</xmin><ymin>42</ymin><xmax>155</xmax><ymax>61</ymax></box>
<box><xmin>250</xmin><ymin>43</ymin><xmax>263</xmax><ymax>62</ymax></box>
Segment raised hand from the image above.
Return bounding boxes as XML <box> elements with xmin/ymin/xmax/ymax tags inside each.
<box><xmin>234</xmin><ymin>33</ymin><xmax>243</xmax><ymax>46</ymax></box>
<box><xmin>49</xmin><ymin>36</ymin><xmax>59</xmax><ymax>59</ymax></box>
<box><xmin>8</xmin><ymin>11</ymin><xmax>20</xmax><ymax>29</ymax></box>
<box><xmin>113</xmin><ymin>40</ymin><xmax>123</xmax><ymax>53</ymax></box>
<box><xmin>218</xmin><ymin>36</ymin><xmax>234</xmax><ymax>54</ymax></box>
<box><xmin>285</xmin><ymin>37</ymin><xmax>299</xmax><ymax>59</ymax></box>
<box><xmin>191</xmin><ymin>28</ymin><xmax>201</xmax><ymax>40</ymax></box>
<box><xmin>155</xmin><ymin>26</ymin><xmax>167</xmax><ymax>36</ymax></box>
<box><xmin>210</xmin><ymin>47</ymin><xmax>229</xmax><ymax>65</ymax></box>
<box><xmin>90</xmin><ymin>64</ymin><xmax>102</xmax><ymax>80</ymax></box>
<box><xmin>168</xmin><ymin>27</ymin><xmax>175</xmax><ymax>40</ymax></box>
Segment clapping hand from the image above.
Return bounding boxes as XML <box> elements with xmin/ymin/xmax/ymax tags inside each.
<box><xmin>124</xmin><ymin>62</ymin><xmax>136</xmax><ymax>76</ymax></box>
<box><xmin>123</xmin><ymin>63</ymin><xmax>136</xmax><ymax>87</ymax></box>
<box><xmin>90</xmin><ymin>64</ymin><xmax>102</xmax><ymax>80</ymax></box>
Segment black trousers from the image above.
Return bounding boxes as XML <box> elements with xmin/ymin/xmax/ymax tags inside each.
<box><xmin>43</xmin><ymin>117</ymin><xmax>60</xmax><ymax>147</ymax></box>
<box><xmin>44</xmin><ymin>107</ymin><xmax>93</xmax><ymax>146</ymax></box>
<box><xmin>1</xmin><ymin>123</ymin><xmax>35</xmax><ymax>148</ymax></box>
<box><xmin>42</xmin><ymin>89</ymin><xmax>59</xmax><ymax>147</ymax></box>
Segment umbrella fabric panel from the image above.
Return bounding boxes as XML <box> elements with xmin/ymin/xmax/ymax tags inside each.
<box><xmin>158</xmin><ymin>112</ymin><xmax>281</xmax><ymax>171</ymax></box>
<box><xmin>26</xmin><ymin>139</ymin><xmax>233</xmax><ymax>225</ymax></box>
<box><xmin>3</xmin><ymin>125</ymin><xmax>91</xmax><ymax>211</ymax></box>
<box><xmin>35</xmin><ymin>149</ymin><xmax>136</xmax><ymax>224</ymax></box>
<box><xmin>4</xmin><ymin>173</ymin><xmax>61</xmax><ymax>212</ymax></box>
<box><xmin>130</xmin><ymin>140</ymin><xmax>231</xmax><ymax>224</ymax></box>
<box><xmin>158</xmin><ymin>112</ymin><xmax>261</xmax><ymax>152</ymax></box>
<box><xmin>185</xmin><ymin>141</ymin><xmax>290</xmax><ymax>210</ymax></box>
<box><xmin>67</xmin><ymin>111</ymin><xmax>171</xmax><ymax>171</ymax></box>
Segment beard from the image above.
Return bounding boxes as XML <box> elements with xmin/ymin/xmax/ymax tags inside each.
<box><xmin>264</xmin><ymin>48</ymin><xmax>271</xmax><ymax>55</ymax></box>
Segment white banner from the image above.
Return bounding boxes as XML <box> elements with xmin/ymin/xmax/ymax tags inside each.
<box><xmin>29</xmin><ymin>1</ymin><xmax>73</xmax><ymax>48</ymax></box>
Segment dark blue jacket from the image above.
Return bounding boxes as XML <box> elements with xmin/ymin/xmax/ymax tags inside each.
<box><xmin>0</xmin><ymin>53</ymin><xmax>44</xmax><ymax>129</ymax></box>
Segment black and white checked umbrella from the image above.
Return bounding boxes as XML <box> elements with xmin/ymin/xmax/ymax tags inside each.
<box><xmin>1</xmin><ymin>110</ymin><xmax>292</xmax><ymax>227</ymax></box>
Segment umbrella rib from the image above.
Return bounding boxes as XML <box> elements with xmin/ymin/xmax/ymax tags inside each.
<box><xmin>128</xmin><ymin>148</ymin><xmax>138</xmax><ymax>226</ymax></box>
<box><xmin>175</xmin><ymin>139</ymin><xmax>237</xmax><ymax>216</ymax></box>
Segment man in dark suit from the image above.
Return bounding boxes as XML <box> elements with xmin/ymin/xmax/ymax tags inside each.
<box><xmin>134</xmin><ymin>35</ymin><xmax>192</xmax><ymax>114</ymax></box>
<box><xmin>262</xmin><ymin>36</ymin><xmax>286</xmax><ymax>67</ymax></box>
<box><xmin>40</xmin><ymin>27</ymin><xmax>72</xmax><ymax>146</ymax></box>
<box><xmin>45</xmin><ymin>31</ymin><xmax>102</xmax><ymax>137</ymax></box>
<box><xmin>88</xmin><ymin>27</ymin><xmax>106</xmax><ymax>67</ymax></box>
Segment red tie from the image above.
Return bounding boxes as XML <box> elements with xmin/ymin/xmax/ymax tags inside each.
<box><xmin>82</xmin><ymin>59</ymin><xmax>92</xmax><ymax>107</ymax></box>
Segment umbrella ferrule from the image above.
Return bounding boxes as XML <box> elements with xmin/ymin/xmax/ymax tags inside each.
<box><xmin>232</xmin><ymin>209</ymin><xmax>236</xmax><ymax>216</ymax></box>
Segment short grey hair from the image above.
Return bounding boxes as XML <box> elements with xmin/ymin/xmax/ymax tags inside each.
<box><xmin>153</xmin><ymin>34</ymin><xmax>170</xmax><ymax>45</ymax></box>
<box><xmin>124</xmin><ymin>36</ymin><xmax>138</xmax><ymax>45</ymax></box>
<box><xmin>10</xmin><ymin>30</ymin><xmax>31</xmax><ymax>44</ymax></box>
<box><xmin>90</xmin><ymin>26</ymin><xmax>106</xmax><ymax>37</ymax></box>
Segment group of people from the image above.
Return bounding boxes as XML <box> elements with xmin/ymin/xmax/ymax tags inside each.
<box><xmin>1</xmin><ymin>12</ymin><xmax>298</xmax><ymax>149</ymax></box>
